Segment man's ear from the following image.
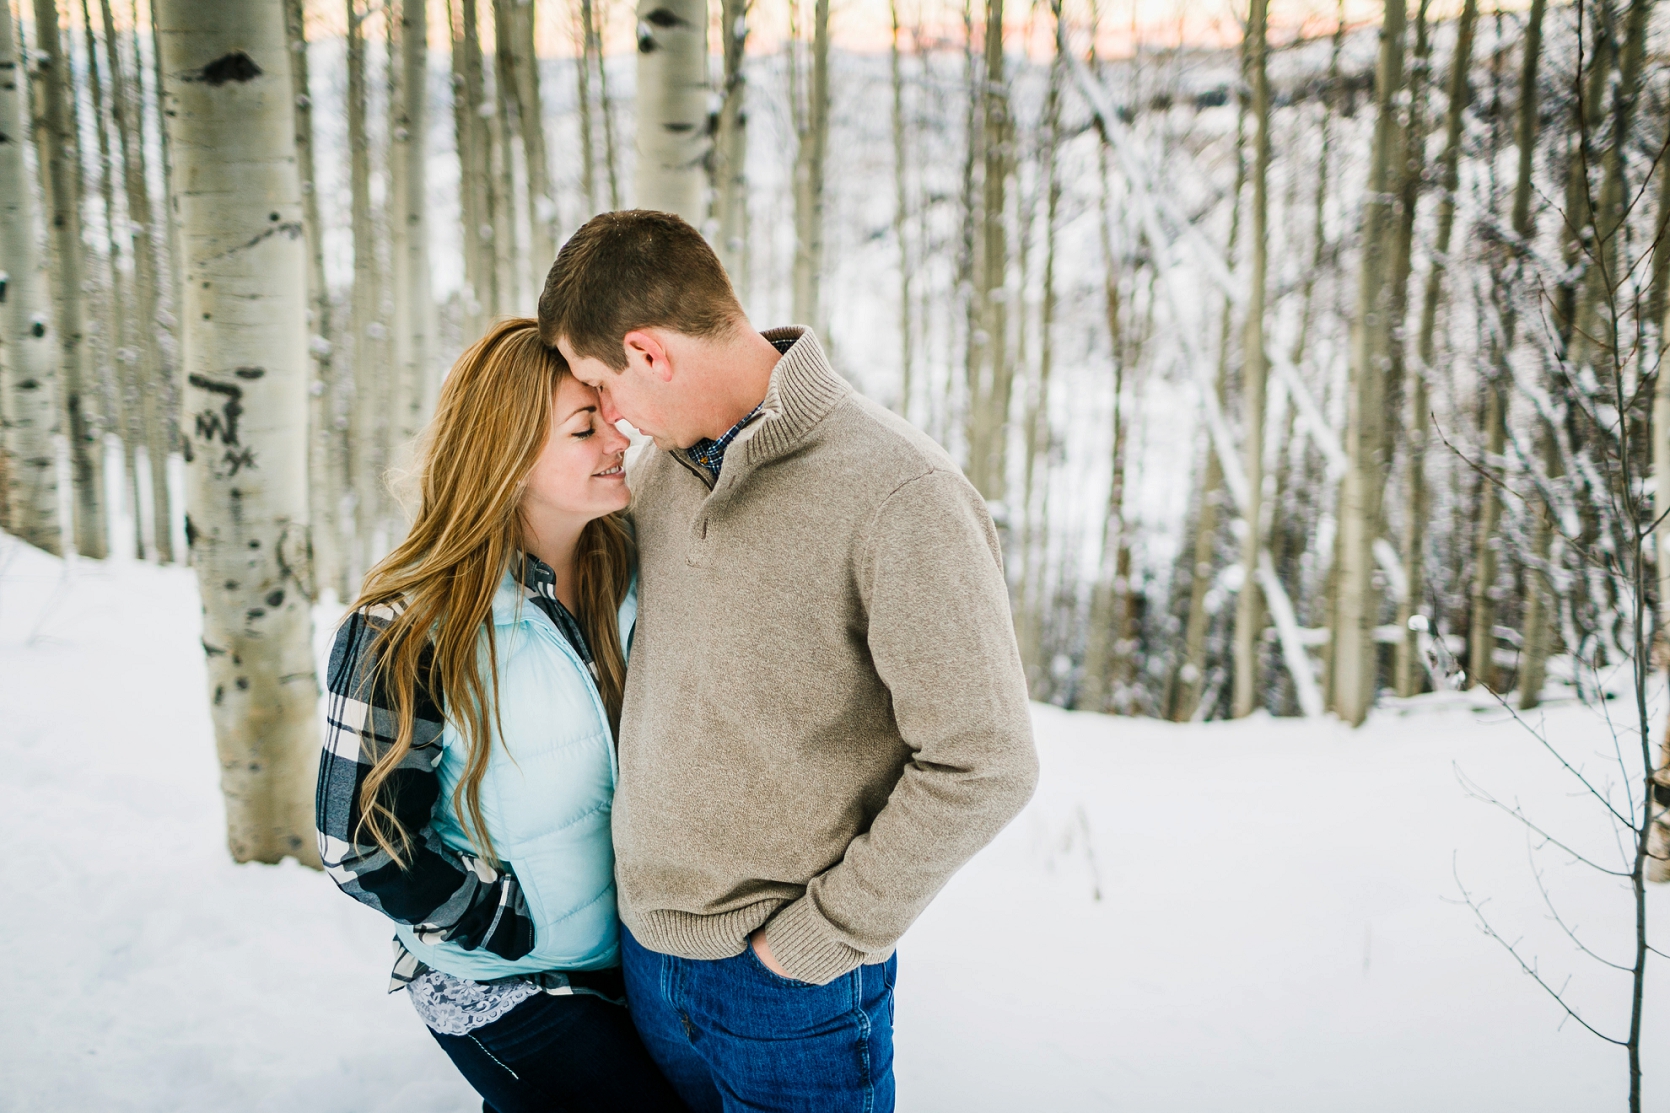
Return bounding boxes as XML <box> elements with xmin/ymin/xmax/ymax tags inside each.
<box><xmin>622</xmin><ymin>328</ymin><xmax>675</xmax><ymax>383</ymax></box>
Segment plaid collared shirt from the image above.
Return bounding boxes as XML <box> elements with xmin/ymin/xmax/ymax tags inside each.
<box><xmin>681</xmin><ymin>333</ymin><xmax>796</xmax><ymax>478</ymax></box>
<box><xmin>686</xmin><ymin>403</ymin><xmax>763</xmax><ymax>479</ymax></box>
<box><xmin>315</xmin><ymin>552</ymin><xmax>598</xmax><ymax>997</ymax></box>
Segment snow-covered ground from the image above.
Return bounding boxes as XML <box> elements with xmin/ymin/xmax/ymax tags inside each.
<box><xmin>3</xmin><ymin>531</ymin><xmax>1667</xmax><ymax>1111</ymax></box>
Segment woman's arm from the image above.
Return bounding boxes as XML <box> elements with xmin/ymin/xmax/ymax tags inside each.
<box><xmin>315</xmin><ymin>607</ymin><xmax>535</xmax><ymax>960</ymax></box>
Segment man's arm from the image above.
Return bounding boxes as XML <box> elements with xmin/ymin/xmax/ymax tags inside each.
<box><xmin>315</xmin><ymin>608</ymin><xmax>535</xmax><ymax>959</ymax></box>
<box><xmin>759</xmin><ymin>468</ymin><xmax>1039</xmax><ymax>984</ymax></box>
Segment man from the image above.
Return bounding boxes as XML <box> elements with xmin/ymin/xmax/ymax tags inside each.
<box><xmin>539</xmin><ymin>210</ymin><xmax>1038</xmax><ymax>1112</ymax></box>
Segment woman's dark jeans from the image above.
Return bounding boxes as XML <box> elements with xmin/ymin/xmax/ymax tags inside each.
<box><xmin>428</xmin><ymin>990</ymin><xmax>689</xmax><ymax>1113</ymax></box>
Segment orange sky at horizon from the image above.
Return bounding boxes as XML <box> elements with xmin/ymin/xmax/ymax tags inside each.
<box><xmin>292</xmin><ymin>0</ymin><xmax>1500</xmax><ymax>61</ymax></box>
<box><xmin>23</xmin><ymin>0</ymin><xmax>1525</xmax><ymax>67</ymax></box>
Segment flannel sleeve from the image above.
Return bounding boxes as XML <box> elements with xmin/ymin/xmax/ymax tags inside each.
<box><xmin>314</xmin><ymin>606</ymin><xmax>536</xmax><ymax>961</ymax></box>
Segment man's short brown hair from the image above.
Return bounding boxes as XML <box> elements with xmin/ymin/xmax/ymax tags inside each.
<box><xmin>537</xmin><ymin>210</ymin><xmax>743</xmax><ymax>370</ymax></box>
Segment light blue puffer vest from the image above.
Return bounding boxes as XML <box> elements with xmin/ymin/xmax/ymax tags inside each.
<box><xmin>394</xmin><ymin>570</ymin><xmax>637</xmax><ymax>978</ymax></box>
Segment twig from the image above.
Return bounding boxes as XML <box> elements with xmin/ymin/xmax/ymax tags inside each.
<box><xmin>1455</xmin><ymin>858</ymin><xmax>1627</xmax><ymax>1046</ymax></box>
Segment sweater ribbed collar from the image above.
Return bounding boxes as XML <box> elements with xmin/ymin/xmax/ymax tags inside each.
<box><xmin>739</xmin><ymin>327</ymin><xmax>849</xmax><ymax>469</ymax></box>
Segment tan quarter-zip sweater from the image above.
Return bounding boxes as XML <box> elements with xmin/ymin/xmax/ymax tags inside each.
<box><xmin>614</xmin><ymin>326</ymin><xmax>1039</xmax><ymax>985</ymax></box>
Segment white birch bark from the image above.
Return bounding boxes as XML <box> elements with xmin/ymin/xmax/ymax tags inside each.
<box><xmin>595</xmin><ymin>0</ymin><xmax>620</xmax><ymax>210</ymax></box>
<box><xmin>156</xmin><ymin>0</ymin><xmax>321</xmax><ymax>865</ymax></box>
<box><xmin>634</xmin><ymin>0</ymin><xmax>708</xmax><ymax>223</ymax></box>
<box><xmin>387</xmin><ymin>1</ymin><xmax>411</xmax><ymax>454</ymax></box>
<box><xmin>32</xmin><ymin>0</ymin><xmax>107</xmax><ymax>558</ymax></box>
<box><xmin>284</xmin><ymin>0</ymin><xmax>337</xmax><ymax>594</ymax></box>
<box><xmin>103</xmin><ymin>0</ymin><xmax>173</xmax><ymax>563</ymax></box>
<box><xmin>572</xmin><ymin>0</ymin><xmax>597</xmax><ymax>213</ymax></box>
<box><xmin>80</xmin><ymin>0</ymin><xmax>143</xmax><ymax>560</ymax></box>
<box><xmin>503</xmin><ymin>0</ymin><xmax>552</xmax><ymax>285</ymax></box>
<box><xmin>0</xmin><ymin>0</ymin><xmax>61</xmax><ymax>552</ymax></box>
<box><xmin>1331</xmin><ymin>0</ymin><xmax>1406</xmax><ymax>726</ymax></box>
<box><xmin>448</xmin><ymin>0</ymin><xmax>484</xmax><ymax>334</ymax></box>
<box><xmin>1016</xmin><ymin>20</ymin><xmax>1062</xmax><ymax>692</ymax></box>
<box><xmin>1231</xmin><ymin>0</ymin><xmax>1270</xmax><ymax>718</ymax></box>
<box><xmin>714</xmin><ymin>0</ymin><xmax>748</xmax><ymax>291</ymax></box>
<box><xmin>394</xmin><ymin>0</ymin><xmax>430</xmax><ymax>441</ymax></box>
<box><xmin>889</xmin><ymin>0</ymin><xmax>910</xmax><ymax>415</ymax></box>
<box><xmin>966</xmin><ymin>0</ymin><xmax>1007</xmax><ymax>501</ymax></box>
<box><xmin>487</xmin><ymin>5</ymin><xmax>515</xmax><ymax>312</ymax></box>
<box><xmin>346</xmin><ymin>0</ymin><xmax>380</xmax><ymax>583</ymax></box>
<box><xmin>1397</xmin><ymin>0</ymin><xmax>1479</xmax><ymax>698</ymax></box>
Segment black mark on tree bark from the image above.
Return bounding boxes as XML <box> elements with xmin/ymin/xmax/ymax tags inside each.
<box><xmin>194</xmin><ymin>52</ymin><xmax>262</xmax><ymax>86</ymax></box>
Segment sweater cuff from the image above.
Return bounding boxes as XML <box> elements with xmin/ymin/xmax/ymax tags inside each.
<box><xmin>763</xmin><ymin>895</ymin><xmax>868</xmax><ymax>986</ymax></box>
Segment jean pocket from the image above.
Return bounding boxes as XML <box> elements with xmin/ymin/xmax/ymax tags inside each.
<box><xmin>742</xmin><ymin>942</ymin><xmax>818</xmax><ymax>988</ymax></box>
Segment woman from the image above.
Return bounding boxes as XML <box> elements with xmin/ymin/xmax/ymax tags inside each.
<box><xmin>316</xmin><ymin>319</ymin><xmax>685</xmax><ymax>1112</ymax></box>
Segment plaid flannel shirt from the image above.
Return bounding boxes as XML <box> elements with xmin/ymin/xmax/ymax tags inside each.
<box><xmin>682</xmin><ymin>334</ymin><xmax>793</xmax><ymax>478</ymax></box>
<box><xmin>316</xmin><ymin>553</ymin><xmax>594</xmax><ymax>991</ymax></box>
<box><xmin>685</xmin><ymin>402</ymin><xmax>763</xmax><ymax>478</ymax></box>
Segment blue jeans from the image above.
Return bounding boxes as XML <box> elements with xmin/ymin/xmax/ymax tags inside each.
<box><xmin>620</xmin><ymin>925</ymin><xmax>897</xmax><ymax>1113</ymax></box>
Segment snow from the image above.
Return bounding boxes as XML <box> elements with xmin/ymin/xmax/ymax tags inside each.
<box><xmin>3</xmin><ymin>533</ymin><xmax>1667</xmax><ymax>1111</ymax></box>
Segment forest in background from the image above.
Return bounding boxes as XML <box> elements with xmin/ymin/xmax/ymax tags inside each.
<box><xmin>2</xmin><ymin>0</ymin><xmax>1670</xmax><ymax>853</ymax></box>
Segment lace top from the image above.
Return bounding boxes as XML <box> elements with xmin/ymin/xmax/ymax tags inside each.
<box><xmin>407</xmin><ymin>968</ymin><xmax>542</xmax><ymax>1035</ymax></box>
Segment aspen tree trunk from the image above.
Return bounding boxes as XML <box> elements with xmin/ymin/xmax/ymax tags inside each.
<box><xmin>1176</xmin><ymin>92</ymin><xmax>1248</xmax><ymax>722</ymax></box>
<box><xmin>1390</xmin><ymin>0</ymin><xmax>1433</xmax><ymax>697</ymax></box>
<box><xmin>80</xmin><ymin>0</ymin><xmax>142</xmax><ymax>558</ymax></box>
<box><xmin>1648</xmin><ymin>125</ymin><xmax>1670</xmax><ymax>340</ymax></box>
<box><xmin>634</xmin><ymin>0</ymin><xmax>708</xmax><ymax>223</ymax></box>
<box><xmin>1576</xmin><ymin>0</ymin><xmax>1652</xmax><ymax>355</ymax></box>
<box><xmin>126</xmin><ymin>0</ymin><xmax>177</xmax><ymax>558</ymax></box>
<box><xmin>1080</xmin><ymin>144</ymin><xmax>1135</xmax><ymax>713</ymax></box>
<box><xmin>1535</xmin><ymin>8</ymin><xmax>1615</xmax><ymax>684</ymax></box>
<box><xmin>448</xmin><ymin>0</ymin><xmax>483</xmax><ymax>334</ymax></box>
<box><xmin>146</xmin><ymin>0</ymin><xmax>184</xmax><ymax>322</ymax></box>
<box><xmin>1518</xmin><ymin>0</ymin><xmax>1586</xmax><ymax>707</ymax></box>
<box><xmin>1468</xmin><ymin>19</ymin><xmax>1516</xmax><ymax>698</ymax></box>
<box><xmin>1231</xmin><ymin>0</ymin><xmax>1271</xmax><ymax>719</ymax></box>
<box><xmin>397</xmin><ymin>0</ymin><xmax>430</xmax><ymax>438</ymax></box>
<box><xmin>1653</xmin><ymin>146</ymin><xmax>1670</xmax><ymax>881</ymax></box>
<box><xmin>1017</xmin><ymin>17</ymin><xmax>1063</xmax><ymax>692</ymax></box>
<box><xmin>1082</xmin><ymin>142</ymin><xmax>1122</xmax><ymax>705</ymax></box>
<box><xmin>284</xmin><ymin>0</ymin><xmax>337</xmax><ymax>592</ymax></box>
<box><xmin>889</xmin><ymin>0</ymin><xmax>911</xmax><ymax>416</ymax></box>
<box><xmin>791</xmin><ymin>0</ymin><xmax>827</xmax><ymax>327</ymax></box>
<box><xmin>573</xmin><ymin>0</ymin><xmax>596</xmax><ymax>212</ymax></box>
<box><xmin>1397</xmin><ymin>0</ymin><xmax>1478</xmax><ymax>697</ymax></box>
<box><xmin>505</xmin><ymin>0</ymin><xmax>553</xmax><ymax>280</ymax></box>
<box><xmin>388</xmin><ymin>1</ymin><xmax>412</xmax><ymax>443</ymax></box>
<box><xmin>955</xmin><ymin>0</ymin><xmax>979</xmax><ymax>448</ymax></box>
<box><xmin>1467</xmin><ymin>376</ymin><xmax>1508</xmax><ymax>686</ymax></box>
<box><xmin>964</xmin><ymin>0</ymin><xmax>1007</xmax><ymax>501</ymax></box>
<box><xmin>1654</xmin><ymin>119</ymin><xmax>1670</xmax><ymax>639</ymax></box>
<box><xmin>156</xmin><ymin>0</ymin><xmax>321</xmax><ymax>866</ymax></box>
<box><xmin>714</xmin><ymin>0</ymin><xmax>748</xmax><ymax>292</ymax></box>
<box><xmin>33</xmin><ymin>0</ymin><xmax>107</xmax><ymax>558</ymax></box>
<box><xmin>1383</xmin><ymin>0</ymin><xmax>1428</xmax><ymax>456</ymax></box>
<box><xmin>487</xmin><ymin>5</ymin><xmax>516</xmax><ymax>312</ymax></box>
<box><xmin>454</xmin><ymin>0</ymin><xmax>498</xmax><ymax>320</ymax></box>
<box><xmin>595</xmin><ymin>0</ymin><xmax>620</xmax><ymax>210</ymax></box>
<box><xmin>0</xmin><ymin>0</ymin><xmax>61</xmax><ymax>552</ymax></box>
<box><xmin>1332</xmin><ymin>0</ymin><xmax>1406</xmax><ymax>726</ymax></box>
<box><xmin>346</xmin><ymin>0</ymin><xmax>379</xmax><ymax>583</ymax></box>
<box><xmin>1506</xmin><ymin>0</ymin><xmax>1552</xmax><ymax>708</ymax></box>
<box><xmin>103</xmin><ymin>0</ymin><xmax>172</xmax><ymax>563</ymax></box>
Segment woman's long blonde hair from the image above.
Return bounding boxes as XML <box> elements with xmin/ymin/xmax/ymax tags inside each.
<box><xmin>350</xmin><ymin>318</ymin><xmax>635</xmax><ymax>867</ymax></box>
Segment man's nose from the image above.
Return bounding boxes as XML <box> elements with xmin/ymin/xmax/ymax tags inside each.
<box><xmin>604</xmin><ymin>420</ymin><xmax>631</xmax><ymax>453</ymax></box>
<box><xmin>598</xmin><ymin>390</ymin><xmax>624</xmax><ymax>425</ymax></box>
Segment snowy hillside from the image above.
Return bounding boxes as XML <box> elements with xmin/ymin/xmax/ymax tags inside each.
<box><xmin>2</xmin><ymin>530</ymin><xmax>1666</xmax><ymax>1111</ymax></box>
